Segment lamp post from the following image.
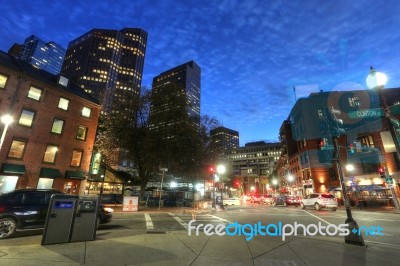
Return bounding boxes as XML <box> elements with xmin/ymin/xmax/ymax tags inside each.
<box><xmin>366</xmin><ymin>67</ymin><xmax>400</xmax><ymax>211</ymax></box>
<box><xmin>158</xmin><ymin>168</ymin><xmax>168</xmax><ymax>211</ymax></box>
<box><xmin>272</xmin><ymin>179</ymin><xmax>278</xmax><ymax>194</ymax></box>
<box><xmin>216</xmin><ymin>164</ymin><xmax>226</xmax><ymax>207</ymax></box>
<box><xmin>0</xmin><ymin>114</ymin><xmax>13</xmax><ymax>151</ymax></box>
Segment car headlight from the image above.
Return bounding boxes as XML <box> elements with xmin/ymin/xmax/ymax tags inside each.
<box><xmin>103</xmin><ymin>207</ymin><xmax>114</xmax><ymax>213</ymax></box>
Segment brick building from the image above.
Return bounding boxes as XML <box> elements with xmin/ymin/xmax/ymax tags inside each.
<box><xmin>0</xmin><ymin>51</ymin><xmax>100</xmax><ymax>195</ymax></box>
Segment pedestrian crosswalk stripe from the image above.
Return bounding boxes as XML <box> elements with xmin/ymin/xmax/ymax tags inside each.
<box><xmin>144</xmin><ymin>213</ymin><xmax>154</xmax><ymax>229</ymax></box>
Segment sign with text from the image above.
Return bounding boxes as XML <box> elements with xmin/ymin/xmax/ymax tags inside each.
<box><xmin>348</xmin><ymin>108</ymin><xmax>384</xmax><ymax>119</ymax></box>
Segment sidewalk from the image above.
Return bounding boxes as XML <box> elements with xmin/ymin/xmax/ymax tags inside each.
<box><xmin>0</xmin><ymin>228</ymin><xmax>398</xmax><ymax>265</ymax></box>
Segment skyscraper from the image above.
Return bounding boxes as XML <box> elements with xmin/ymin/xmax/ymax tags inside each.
<box><xmin>210</xmin><ymin>126</ymin><xmax>239</xmax><ymax>155</ymax></box>
<box><xmin>61</xmin><ymin>28</ymin><xmax>147</xmax><ymax>119</ymax></box>
<box><xmin>149</xmin><ymin>60</ymin><xmax>201</xmax><ymax>133</ymax></box>
<box><xmin>18</xmin><ymin>35</ymin><xmax>66</xmax><ymax>75</ymax></box>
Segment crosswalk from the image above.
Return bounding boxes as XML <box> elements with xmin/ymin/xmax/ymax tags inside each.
<box><xmin>109</xmin><ymin>212</ymin><xmax>231</xmax><ymax>232</ymax></box>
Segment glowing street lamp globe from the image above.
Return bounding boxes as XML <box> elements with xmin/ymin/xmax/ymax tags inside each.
<box><xmin>366</xmin><ymin>67</ymin><xmax>387</xmax><ymax>90</ymax></box>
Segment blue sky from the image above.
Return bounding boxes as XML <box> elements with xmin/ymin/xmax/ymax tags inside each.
<box><xmin>1</xmin><ymin>0</ymin><xmax>400</xmax><ymax>146</ymax></box>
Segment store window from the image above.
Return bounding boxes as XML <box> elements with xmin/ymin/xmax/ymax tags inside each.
<box><xmin>76</xmin><ymin>125</ymin><xmax>87</xmax><ymax>140</ymax></box>
<box><xmin>37</xmin><ymin>178</ymin><xmax>54</xmax><ymax>189</ymax></box>
<box><xmin>18</xmin><ymin>109</ymin><xmax>35</xmax><ymax>127</ymax></box>
<box><xmin>43</xmin><ymin>145</ymin><xmax>58</xmax><ymax>163</ymax></box>
<box><xmin>0</xmin><ymin>176</ymin><xmax>18</xmax><ymax>193</ymax></box>
<box><xmin>28</xmin><ymin>86</ymin><xmax>42</xmax><ymax>101</ymax></box>
<box><xmin>58</xmin><ymin>97</ymin><xmax>69</xmax><ymax>110</ymax></box>
<box><xmin>51</xmin><ymin>118</ymin><xmax>64</xmax><ymax>134</ymax></box>
<box><xmin>8</xmin><ymin>139</ymin><xmax>27</xmax><ymax>159</ymax></box>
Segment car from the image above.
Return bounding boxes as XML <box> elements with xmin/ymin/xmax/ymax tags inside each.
<box><xmin>223</xmin><ymin>197</ymin><xmax>241</xmax><ymax>206</ymax></box>
<box><xmin>300</xmin><ymin>193</ymin><xmax>337</xmax><ymax>211</ymax></box>
<box><xmin>273</xmin><ymin>196</ymin><xmax>287</xmax><ymax>206</ymax></box>
<box><xmin>0</xmin><ymin>189</ymin><xmax>113</xmax><ymax>239</ymax></box>
<box><xmin>250</xmin><ymin>195</ymin><xmax>262</xmax><ymax>203</ymax></box>
<box><xmin>261</xmin><ymin>194</ymin><xmax>274</xmax><ymax>205</ymax></box>
<box><xmin>285</xmin><ymin>196</ymin><xmax>302</xmax><ymax>206</ymax></box>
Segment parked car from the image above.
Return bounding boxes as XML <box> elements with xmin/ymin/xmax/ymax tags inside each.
<box><xmin>250</xmin><ymin>195</ymin><xmax>262</xmax><ymax>203</ymax></box>
<box><xmin>0</xmin><ymin>189</ymin><xmax>113</xmax><ymax>239</ymax></box>
<box><xmin>285</xmin><ymin>196</ymin><xmax>301</xmax><ymax>206</ymax></box>
<box><xmin>223</xmin><ymin>197</ymin><xmax>241</xmax><ymax>206</ymax></box>
<box><xmin>300</xmin><ymin>193</ymin><xmax>337</xmax><ymax>211</ymax></box>
<box><xmin>261</xmin><ymin>194</ymin><xmax>274</xmax><ymax>205</ymax></box>
<box><xmin>273</xmin><ymin>196</ymin><xmax>287</xmax><ymax>206</ymax></box>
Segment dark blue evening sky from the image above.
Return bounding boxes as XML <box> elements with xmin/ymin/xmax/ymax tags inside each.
<box><xmin>1</xmin><ymin>0</ymin><xmax>400</xmax><ymax>145</ymax></box>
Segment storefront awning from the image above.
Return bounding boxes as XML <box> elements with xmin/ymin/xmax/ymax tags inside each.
<box><xmin>1</xmin><ymin>163</ymin><xmax>26</xmax><ymax>175</ymax></box>
<box><xmin>40</xmin><ymin>167</ymin><xmax>62</xmax><ymax>178</ymax></box>
<box><xmin>65</xmin><ymin>170</ymin><xmax>86</xmax><ymax>180</ymax></box>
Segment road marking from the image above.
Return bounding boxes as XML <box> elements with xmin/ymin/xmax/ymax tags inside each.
<box><xmin>144</xmin><ymin>213</ymin><xmax>154</xmax><ymax>230</ymax></box>
<box><xmin>168</xmin><ymin>212</ymin><xmax>188</xmax><ymax>229</ymax></box>
<box><xmin>207</xmin><ymin>214</ymin><xmax>232</xmax><ymax>223</ymax></box>
<box><xmin>303</xmin><ymin>210</ymin><xmax>332</xmax><ymax>225</ymax></box>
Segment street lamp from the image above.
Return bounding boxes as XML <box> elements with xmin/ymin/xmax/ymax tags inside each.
<box><xmin>158</xmin><ymin>168</ymin><xmax>168</xmax><ymax>211</ymax></box>
<box><xmin>272</xmin><ymin>179</ymin><xmax>278</xmax><ymax>194</ymax></box>
<box><xmin>366</xmin><ymin>67</ymin><xmax>400</xmax><ymax>211</ymax></box>
<box><xmin>0</xmin><ymin>114</ymin><xmax>13</xmax><ymax>151</ymax></box>
<box><xmin>216</xmin><ymin>164</ymin><xmax>226</xmax><ymax>207</ymax></box>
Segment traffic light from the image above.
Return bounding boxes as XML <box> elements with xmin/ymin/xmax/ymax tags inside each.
<box><xmin>208</xmin><ymin>166</ymin><xmax>215</xmax><ymax>173</ymax></box>
<box><xmin>378</xmin><ymin>167</ymin><xmax>385</xmax><ymax>178</ymax></box>
<box><xmin>319</xmin><ymin>139</ymin><xmax>325</xmax><ymax>150</ymax></box>
<box><xmin>348</xmin><ymin>143</ymin><xmax>355</xmax><ymax>155</ymax></box>
<box><xmin>329</xmin><ymin>107</ymin><xmax>346</xmax><ymax>136</ymax></box>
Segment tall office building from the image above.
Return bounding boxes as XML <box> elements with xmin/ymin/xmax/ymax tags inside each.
<box><xmin>17</xmin><ymin>35</ymin><xmax>66</xmax><ymax>75</ymax></box>
<box><xmin>210</xmin><ymin>126</ymin><xmax>239</xmax><ymax>155</ymax></box>
<box><xmin>61</xmin><ymin>28</ymin><xmax>147</xmax><ymax>119</ymax></box>
<box><xmin>149</xmin><ymin>60</ymin><xmax>201</xmax><ymax>133</ymax></box>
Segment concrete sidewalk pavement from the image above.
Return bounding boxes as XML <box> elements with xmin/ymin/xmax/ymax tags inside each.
<box><xmin>0</xmin><ymin>228</ymin><xmax>399</xmax><ymax>266</ymax></box>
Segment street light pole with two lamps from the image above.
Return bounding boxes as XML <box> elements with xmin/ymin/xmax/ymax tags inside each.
<box><xmin>366</xmin><ymin>67</ymin><xmax>400</xmax><ymax>211</ymax></box>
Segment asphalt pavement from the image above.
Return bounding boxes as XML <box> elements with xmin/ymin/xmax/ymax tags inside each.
<box><xmin>0</xmin><ymin>205</ymin><xmax>399</xmax><ymax>266</ymax></box>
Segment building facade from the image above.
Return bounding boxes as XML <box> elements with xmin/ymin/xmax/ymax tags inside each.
<box><xmin>0</xmin><ymin>51</ymin><xmax>100</xmax><ymax>195</ymax></box>
<box><xmin>222</xmin><ymin>141</ymin><xmax>281</xmax><ymax>195</ymax></box>
<box><xmin>17</xmin><ymin>35</ymin><xmax>66</xmax><ymax>75</ymax></box>
<box><xmin>210</xmin><ymin>126</ymin><xmax>239</xmax><ymax>157</ymax></box>
<box><xmin>278</xmin><ymin>89</ymin><xmax>400</xmax><ymax>205</ymax></box>
<box><xmin>61</xmin><ymin>28</ymin><xmax>147</xmax><ymax>119</ymax></box>
<box><xmin>149</xmin><ymin>60</ymin><xmax>201</xmax><ymax>133</ymax></box>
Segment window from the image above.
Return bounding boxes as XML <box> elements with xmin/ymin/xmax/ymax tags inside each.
<box><xmin>43</xmin><ymin>145</ymin><xmax>58</xmax><ymax>163</ymax></box>
<box><xmin>28</xmin><ymin>86</ymin><xmax>42</xmax><ymax>101</ymax></box>
<box><xmin>58</xmin><ymin>97</ymin><xmax>69</xmax><ymax>110</ymax></box>
<box><xmin>51</xmin><ymin>119</ymin><xmax>64</xmax><ymax>134</ymax></box>
<box><xmin>76</xmin><ymin>125</ymin><xmax>88</xmax><ymax>140</ymax></box>
<box><xmin>81</xmin><ymin>106</ymin><xmax>91</xmax><ymax>118</ymax></box>
<box><xmin>348</xmin><ymin>96</ymin><xmax>360</xmax><ymax>107</ymax></box>
<box><xmin>0</xmin><ymin>74</ymin><xmax>7</xmax><ymax>89</ymax></box>
<box><xmin>37</xmin><ymin>178</ymin><xmax>54</xmax><ymax>189</ymax></box>
<box><xmin>18</xmin><ymin>109</ymin><xmax>35</xmax><ymax>127</ymax></box>
<box><xmin>70</xmin><ymin>150</ymin><xmax>83</xmax><ymax>167</ymax></box>
<box><xmin>8</xmin><ymin>139</ymin><xmax>27</xmax><ymax>159</ymax></box>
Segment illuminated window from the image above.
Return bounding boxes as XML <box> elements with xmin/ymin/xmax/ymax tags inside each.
<box><xmin>58</xmin><ymin>97</ymin><xmax>69</xmax><ymax>110</ymax></box>
<box><xmin>70</xmin><ymin>150</ymin><xmax>83</xmax><ymax>167</ymax></box>
<box><xmin>43</xmin><ymin>145</ymin><xmax>58</xmax><ymax>163</ymax></box>
<box><xmin>82</xmin><ymin>106</ymin><xmax>91</xmax><ymax>118</ymax></box>
<box><xmin>51</xmin><ymin>119</ymin><xmax>64</xmax><ymax>134</ymax></box>
<box><xmin>8</xmin><ymin>139</ymin><xmax>27</xmax><ymax>159</ymax></box>
<box><xmin>18</xmin><ymin>109</ymin><xmax>35</xmax><ymax>127</ymax></box>
<box><xmin>0</xmin><ymin>73</ymin><xmax>8</xmax><ymax>89</ymax></box>
<box><xmin>76</xmin><ymin>125</ymin><xmax>87</xmax><ymax>140</ymax></box>
<box><xmin>28</xmin><ymin>86</ymin><xmax>42</xmax><ymax>101</ymax></box>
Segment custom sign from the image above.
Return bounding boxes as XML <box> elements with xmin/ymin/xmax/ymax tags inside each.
<box><xmin>91</xmin><ymin>153</ymin><xmax>101</xmax><ymax>175</ymax></box>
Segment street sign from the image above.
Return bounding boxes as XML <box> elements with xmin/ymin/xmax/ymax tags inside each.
<box><xmin>385</xmin><ymin>177</ymin><xmax>394</xmax><ymax>185</ymax></box>
<box><xmin>348</xmin><ymin>108</ymin><xmax>384</xmax><ymax>119</ymax></box>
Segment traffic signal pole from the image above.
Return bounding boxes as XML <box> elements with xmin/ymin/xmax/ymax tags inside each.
<box><xmin>333</xmin><ymin>136</ymin><xmax>365</xmax><ymax>246</ymax></box>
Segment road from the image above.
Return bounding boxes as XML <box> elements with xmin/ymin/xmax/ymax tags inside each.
<box><xmin>94</xmin><ymin>203</ymin><xmax>400</xmax><ymax>247</ymax></box>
